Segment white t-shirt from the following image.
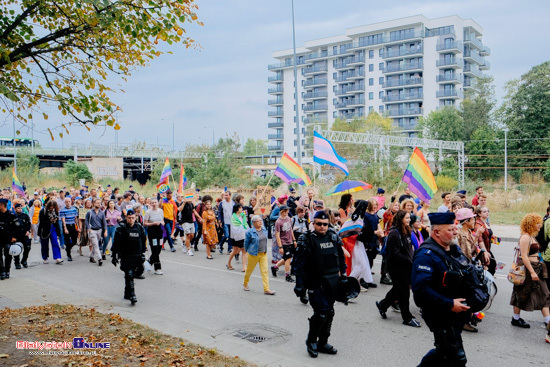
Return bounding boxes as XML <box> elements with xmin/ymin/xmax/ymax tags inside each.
<box><xmin>222</xmin><ymin>200</ymin><xmax>234</xmax><ymax>224</ymax></box>
<box><xmin>437</xmin><ymin>204</ymin><xmax>450</xmax><ymax>213</ymax></box>
<box><xmin>144</xmin><ymin>208</ymin><xmax>164</xmax><ymax>224</ymax></box>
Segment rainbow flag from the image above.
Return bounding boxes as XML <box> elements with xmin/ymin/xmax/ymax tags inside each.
<box><xmin>11</xmin><ymin>167</ymin><xmax>25</xmax><ymax>196</ymax></box>
<box><xmin>274</xmin><ymin>153</ymin><xmax>312</xmax><ymax>186</ymax></box>
<box><xmin>177</xmin><ymin>164</ymin><xmax>187</xmax><ymax>194</ymax></box>
<box><xmin>159</xmin><ymin>157</ymin><xmax>171</xmax><ymax>185</ymax></box>
<box><xmin>313</xmin><ymin>131</ymin><xmax>349</xmax><ymax>175</ymax></box>
<box><xmin>402</xmin><ymin>147</ymin><xmax>437</xmax><ymax>203</ymax></box>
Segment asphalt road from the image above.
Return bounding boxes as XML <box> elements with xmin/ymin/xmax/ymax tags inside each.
<box><xmin>2</xmin><ymin>238</ymin><xmax>548</xmax><ymax>366</ymax></box>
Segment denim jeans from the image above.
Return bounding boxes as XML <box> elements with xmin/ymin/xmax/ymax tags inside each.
<box><xmin>58</xmin><ymin>219</ymin><xmax>65</xmax><ymax>247</ymax></box>
<box><xmin>163</xmin><ymin>219</ymin><xmax>174</xmax><ymax>248</ymax></box>
<box><xmin>219</xmin><ymin>223</ymin><xmax>233</xmax><ymax>252</ymax></box>
<box><xmin>102</xmin><ymin>225</ymin><xmax>117</xmax><ymax>254</ymax></box>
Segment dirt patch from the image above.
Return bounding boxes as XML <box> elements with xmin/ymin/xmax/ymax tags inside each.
<box><xmin>0</xmin><ymin>304</ymin><xmax>254</xmax><ymax>367</ymax></box>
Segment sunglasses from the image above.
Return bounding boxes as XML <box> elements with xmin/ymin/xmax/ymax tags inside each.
<box><xmin>314</xmin><ymin>222</ymin><xmax>329</xmax><ymax>227</ymax></box>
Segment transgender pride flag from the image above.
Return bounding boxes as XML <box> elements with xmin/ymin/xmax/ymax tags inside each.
<box><xmin>313</xmin><ymin>131</ymin><xmax>349</xmax><ymax>175</ymax></box>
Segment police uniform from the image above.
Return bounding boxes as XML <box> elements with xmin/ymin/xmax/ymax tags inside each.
<box><xmin>12</xmin><ymin>205</ymin><xmax>32</xmax><ymax>268</ymax></box>
<box><xmin>111</xmin><ymin>211</ymin><xmax>146</xmax><ymax>305</ymax></box>
<box><xmin>411</xmin><ymin>212</ymin><xmax>469</xmax><ymax>367</ymax></box>
<box><xmin>293</xmin><ymin>211</ymin><xmax>347</xmax><ymax>358</ymax></box>
<box><xmin>0</xmin><ymin>199</ymin><xmax>16</xmax><ymax>279</ymax></box>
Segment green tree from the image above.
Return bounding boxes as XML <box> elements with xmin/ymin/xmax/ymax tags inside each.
<box><xmin>417</xmin><ymin>106</ymin><xmax>464</xmax><ymax>141</ymax></box>
<box><xmin>460</xmin><ymin>76</ymin><xmax>496</xmax><ymax>139</ymax></box>
<box><xmin>9</xmin><ymin>149</ymin><xmax>40</xmax><ymax>176</ymax></box>
<box><xmin>0</xmin><ymin>0</ymin><xmax>202</xmax><ymax>138</ymax></box>
<box><xmin>64</xmin><ymin>159</ymin><xmax>93</xmax><ymax>185</ymax></box>
<box><xmin>243</xmin><ymin>138</ymin><xmax>268</xmax><ymax>156</ymax></box>
<box><xmin>498</xmin><ymin>61</ymin><xmax>550</xmax><ymax>176</ymax></box>
<box><xmin>465</xmin><ymin>126</ymin><xmax>502</xmax><ymax>180</ymax></box>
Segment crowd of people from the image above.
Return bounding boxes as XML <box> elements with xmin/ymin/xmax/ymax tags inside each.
<box><xmin>1</xmin><ymin>181</ymin><xmax>549</xmax><ymax>362</ymax></box>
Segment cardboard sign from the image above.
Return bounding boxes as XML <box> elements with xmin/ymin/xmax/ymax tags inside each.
<box><xmin>183</xmin><ymin>190</ymin><xmax>196</xmax><ymax>202</ymax></box>
<box><xmin>79</xmin><ymin>208</ymin><xmax>90</xmax><ymax>220</ymax></box>
<box><xmin>254</xmin><ymin>185</ymin><xmax>273</xmax><ymax>216</ymax></box>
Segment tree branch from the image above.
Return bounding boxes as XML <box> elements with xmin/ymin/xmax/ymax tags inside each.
<box><xmin>0</xmin><ymin>1</ymin><xmax>41</xmax><ymax>42</ymax></box>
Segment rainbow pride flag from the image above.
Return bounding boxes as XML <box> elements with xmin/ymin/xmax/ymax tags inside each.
<box><xmin>178</xmin><ymin>164</ymin><xmax>187</xmax><ymax>194</ymax></box>
<box><xmin>274</xmin><ymin>153</ymin><xmax>311</xmax><ymax>186</ymax></box>
<box><xmin>159</xmin><ymin>157</ymin><xmax>171</xmax><ymax>185</ymax></box>
<box><xmin>402</xmin><ymin>147</ymin><xmax>437</xmax><ymax>203</ymax></box>
<box><xmin>11</xmin><ymin>167</ymin><xmax>25</xmax><ymax>196</ymax></box>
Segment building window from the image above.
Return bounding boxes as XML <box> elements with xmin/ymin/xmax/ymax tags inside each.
<box><xmin>294</xmin><ymin>140</ymin><xmax>297</xmax><ymax>146</ymax></box>
<box><xmin>333</xmin><ymin>98</ymin><xmax>337</xmax><ymax>105</ymax></box>
<box><xmin>379</xmin><ymin>91</ymin><xmax>384</xmax><ymax>99</ymax></box>
<box><xmin>369</xmin><ymin>78</ymin><xmax>374</xmax><ymax>86</ymax></box>
<box><xmin>379</xmin><ymin>77</ymin><xmax>384</xmax><ymax>85</ymax></box>
<box><xmin>369</xmin><ymin>106</ymin><xmax>373</xmax><ymax>112</ymax></box>
<box><xmin>333</xmin><ymin>111</ymin><xmax>337</xmax><ymax>118</ymax></box>
<box><xmin>379</xmin><ymin>62</ymin><xmax>384</xmax><ymax>70</ymax></box>
<box><xmin>369</xmin><ymin>50</ymin><xmax>374</xmax><ymax>59</ymax></box>
<box><xmin>379</xmin><ymin>48</ymin><xmax>383</xmax><ymax>57</ymax></box>
<box><xmin>369</xmin><ymin>64</ymin><xmax>374</xmax><ymax>72</ymax></box>
<box><xmin>333</xmin><ymin>59</ymin><xmax>337</xmax><ymax>67</ymax></box>
<box><xmin>333</xmin><ymin>72</ymin><xmax>337</xmax><ymax>79</ymax></box>
<box><xmin>379</xmin><ymin>105</ymin><xmax>384</xmax><ymax>112</ymax></box>
<box><xmin>369</xmin><ymin>92</ymin><xmax>374</xmax><ymax>100</ymax></box>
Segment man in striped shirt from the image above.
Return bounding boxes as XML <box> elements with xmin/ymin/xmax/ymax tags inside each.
<box><xmin>60</xmin><ymin>197</ymin><xmax>80</xmax><ymax>261</ymax></box>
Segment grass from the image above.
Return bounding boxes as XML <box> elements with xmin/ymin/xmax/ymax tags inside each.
<box><xmin>0</xmin><ymin>304</ymin><xmax>253</xmax><ymax>367</ymax></box>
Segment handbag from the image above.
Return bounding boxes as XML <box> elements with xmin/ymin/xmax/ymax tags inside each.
<box><xmin>507</xmin><ymin>238</ymin><xmax>531</xmax><ymax>285</ymax></box>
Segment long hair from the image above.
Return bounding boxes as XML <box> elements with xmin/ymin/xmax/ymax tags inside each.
<box><xmin>520</xmin><ymin>213</ymin><xmax>542</xmax><ymax>236</ymax></box>
<box><xmin>392</xmin><ymin>210</ymin><xmax>411</xmax><ymax>236</ymax></box>
<box><xmin>352</xmin><ymin>200</ymin><xmax>368</xmax><ymax>221</ymax></box>
<box><xmin>339</xmin><ymin>194</ymin><xmax>352</xmax><ymax>210</ymax></box>
<box><xmin>45</xmin><ymin>199</ymin><xmax>59</xmax><ymax>213</ymax></box>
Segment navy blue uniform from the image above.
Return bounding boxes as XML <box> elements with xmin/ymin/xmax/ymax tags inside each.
<box><xmin>0</xmin><ymin>209</ymin><xmax>16</xmax><ymax>278</ymax></box>
<box><xmin>412</xmin><ymin>237</ymin><xmax>469</xmax><ymax>366</ymax></box>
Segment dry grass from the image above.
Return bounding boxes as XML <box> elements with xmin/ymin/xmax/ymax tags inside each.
<box><xmin>0</xmin><ymin>304</ymin><xmax>253</xmax><ymax>367</ymax></box>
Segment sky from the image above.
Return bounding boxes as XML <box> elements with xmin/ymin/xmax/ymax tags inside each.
<box><xmin>0</xmin><ymin>0</ymin><xmax>548</xmax><ymax>150</ymax></box>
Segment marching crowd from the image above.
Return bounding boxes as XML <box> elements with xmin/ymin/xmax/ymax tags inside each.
<box><xmin>1</xmin><ymin>182</ymin><xmax>549</xmax><ymax>363</ymax></box>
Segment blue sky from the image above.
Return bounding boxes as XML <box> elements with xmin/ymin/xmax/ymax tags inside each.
<box><xmin>1</xmin><ymin>0</ymin><xmax>548</xmax><ymax>149</ymax></box>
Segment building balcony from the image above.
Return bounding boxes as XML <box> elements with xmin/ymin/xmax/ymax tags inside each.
<box><xmin>268</xmin><ymin>86</ymin><xmax>284</xmax><ymax>94</ymax></box>
<box><xmin>436</xmin><ymin>41</ymin><xmax>463</xmax><ymax>53</ymax></box>
<box><xmin>268</xmin><ymin>122</ymin><xmax>283</xmax><ymax>129</ymax></box>
<box><xmin>303</xmin><ymin>78</ymin><xmax>328</xmax><ymax>88</ymax></box>
<box><xmin>425</xmin><ymin>27</ymin><xmax>455</xmax><ymax>38</ymax></box>
<box><xmin>383</xmin><ymin>77</ymin><xmax>423</xmax><ymax>88</ymax></box>
<box><xmin>334</xmin><ymin>60</ymin><xmax>355</xmax><ymax>70</ymax></box>
<box><xmin>346</xmin><ymin>84</ymin><xmax>365</xmax><ymax>93</ymax></box>
<box><xmin>268</xmin><ymin>75</ymin><xmax>283</xmax><ymax>83</ymax></box>
<box><xmin>335</xmin><ymin>98</ymin><xmax>365</xmax><ymax>109</ymax></box>
<box><xmin>347</xmin><ymin>55</ymin><xmax>366</xmax><ymax>65</ymax></box>
<box><xmin>464</xmin><ymin>34</ymin><xmax>483</xmax><ymax>50</ymax></box>
<box><xmin>303</xmin><ymin>64</ymin><xmax>328</xmax><ymax>75</ymax></box>
<box><xmin>463</xmin><ymin>50</ymin><xmax>485</xmax><ymax>65</ymax></box>
<box><xmin>268</xmin><ymin>98</ymin><xmax>284</xmax><ymax>106</ymax></box>
<box><xmin>342</xmin><ymin>112</ymin><xmax>365</xmax><ymax>120</ymax></box>
<box><xmin>268</xmin><ymin>134</ymin><xmax>284</xmax><ymax>140</ymax></box>
<box><xmin>347</xmin><ymin>70</ymin><xmax>365</xmax><ymax>79</ymax></box>
<box><xmin>382</xmin><ymin>62</ymin><xmax>423</xmax><ymax>74</ymax></box>
<box><xmin>382</xmin><ymin>46</ymin><xmax>423</xmax><ymax>60</ymax></box>
<box><xmin>382</xmin><ymin>92</ymin><xmax>423</xmax><ymax>102</ymax></box>
<box><xmin>436</xmin><ymin>58</ymin><xmax>463</xmax><ymax>68</ymax></box>
<box><xmin>268</xmin><ymin>110</ymin><xmax>283</xmax><ymax>117</ymax></box>
<box><xmin>436</xmin><ymin>74</ymin><xmax>463</xmax><ymax>84</ymax></box>
<box><xmin>303</xmin><ymin>104</ymin><xmax>328</xmax><ymax>112</ymax></box>
<box><xmin>334</xmin><ymin>75</ymin><xmax>351</xmax><ymax>83</ymax></box>
<box><xmin>268</xmin><ymin>59</ymin><xmax>306</xmax><ymax>70</ymax></box>
<box><xmin>386</xmin><ymin>31</ymin><xmax>423</xmax><ymax>44</ymax></box>
<box><xmin>303</xmin><ymin>118</ymin><xmax>324</xmax><ymax>125</ymax></box>
<box><xmin>436</xmin><ymin>90</ymin><xmax>464</xmax><ymax>98</ymax></box>
<box><xmin>479</xmin><ymin>60</ymin><xmax>490</xmax><ymax>70</ymax></box>
<box><xmin>480</xmin><ymin>45</ymin><xmax>491</xmax><ymax>56</ymax></box>
<box><xmin>304</xmin><ymin>91</ymin><xmax>328</xmax><ymax>100</ymax></box>
<box><xmin>268</xmin><ymin>145</ymin><xmax>283</xmax><ymax>152</ymax></box>
<box><xmin>463</xmin><ymin>64</ymin><xmax>483</xmax><ymax>77</ymax></box>
<box><xmin>387</xmin><ymin>108</ymin><xmax>423</xmax><ymax>117</ymax></box>
<box><xmin>335</xmin><ymin>88</ymin><xmax>349</xmax><ymax>96</ymax></box>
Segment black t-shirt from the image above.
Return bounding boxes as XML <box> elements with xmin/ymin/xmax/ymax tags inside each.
<box><xmin>180</xmin><ymin>202</ymin><xmax>194</xmax><ymax>223</ymax></box>
<box><xmin>362</xmin><ymin>212</ymin><xmax>380</xmax><ymax>247</ymax></box>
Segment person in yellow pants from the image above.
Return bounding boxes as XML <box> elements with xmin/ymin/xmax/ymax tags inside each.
<box><xmin>243</xmin><ymin>215</ymin><xmax>276</xmax><ymax>295</ymax></box>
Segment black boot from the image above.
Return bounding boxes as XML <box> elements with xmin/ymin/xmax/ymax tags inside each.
<box><xmin>360</xmin><ymin>278</ymin><xmax>369</xmax><ymax>289</ymax></box>
<box><xmin>318</xmin><ymin>311</ymin><xmax>337</xmax><ymax>354</ymax></box>
<box><xmin>306</xmin><ymin>314</ymin><xmax>325</xmax><ymax>358</ymax></box>
<box><xmin>21</xmin><ymin>261</ymin><xmax>28</xmax><ymax>268</ymax></box>
<box><xmin>125</xmin><ymin>272</ymin><xmax>137</xmax><ymax>304</ymax></box>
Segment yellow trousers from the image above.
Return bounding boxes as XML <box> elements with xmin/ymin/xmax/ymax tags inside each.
<box><xmin>243</xmin><ymin>252</ymin><xmax>270</xmax><ymax>291</ymax></box>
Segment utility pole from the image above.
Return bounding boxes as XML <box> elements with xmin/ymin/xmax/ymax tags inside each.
<box><xmin>291</xmin><ymin>0</ymin><xmax>302</xmax><ymax>193</ymax></box>
<box><xmin>503</xmin><ymin>128</ymin><xmax>509</xmax><ymax>191</ymax></box>
<box><xmin>12</xmin><ymin>103</ymin><xmax>16</xmax><ymax>170</ymax></box>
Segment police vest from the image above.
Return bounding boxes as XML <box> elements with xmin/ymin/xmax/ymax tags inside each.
<box><xmin>310</xmin><ymin>231</ymin><xmax>341</xmax><ymax>276</ymax></box>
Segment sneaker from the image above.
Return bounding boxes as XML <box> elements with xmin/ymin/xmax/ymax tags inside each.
<box><xmin>404</xmin><ymin>318</ymin><xmax>421</xmax><ymax>328</ymax></box>
<box><xmin>264</xmin><ymin>290</ymin><xmax>276</xmax><ymax>295</ymax></box>
<box><xmin>545</xmin><ymin>334</ymin><xmax>550</xmax><ymax>344</ymax></box>
<box><xmin>511</xmin><ymin>317</ymin><xmax>530</xmax><ymax>328</ymax></box>
<box><xmin>235</xmin><ymin>254</ymin><xmax>240</xmax><ymax>262</ymax></box>
<box><xmin>154</xmin><ymin>270</ymin><xmax>164</xmax><ymax>275</ymax></box>
<box><xmin>187</xmin><ymin>249</ymin><xmax>194</xmax><ymax>256</ymax></box>
<box><xmin>102</xmin><ymin>254</ymin><xmax>106</xmax><ymax>261</ymax></box>
<box><xmin>98</xmin><ymin>260</ymin><xmax>103</xmax><ymax>266</ymax></box>
<box><xmin>106</xmin><ymin>249</ymin><xmax>111</xmax><ymax>255</ymax></box>
<box><xmin>375</xmin><ymin>301</ymin><xmax>387</xmax><ymax>319</ymax></box>
<box><xmin>380</xmin><ymin>276</ymin><xmax>393</xmax><ymax>285</ymax></box>
<box><xmin>366</xmin><ymin>282</ymin><xmax>378</xmax><ymax>288</ymax></box>
<box><xmin>67</xmin><ymin>256</ymin><xmax>72</xmax><ymax>262</ymax></box>
<box><xmin>15</xmin><ymin>264</ymin><xmax>21</xmax><ymax>270</ymax></box>
<box><xmin>194</xmin><ymin>246</ymin><xmax>199</xmax><ymax>252</ymax></box>
<box><xmin>43</xmin><ymin>259</ymin><xmax>49</xmax><ymax>264</ymax></box>
<box><xmin>243</xmin><ymin>285</ymin><xmax>250</xmax><ymax>291</ymax></box>
<box><xmin>271</xmin><ymin>266</ymin><xmax>278</xmax><ymax>277</ymax></box>
<box><xmin>90</xmin><ymin>258</ymin><xmax>96</xmax><ymax>263</ymax></box>
<box><xmin>170</xmin><ymin>247</ymin><xmax>176</xmax><ymax>253</ymax></box>
<box><xmin>21</xmin><ymin>261</ymin><xmax>28</xmax><ymax>268</ymax></box>
<box><xmin>285</xmin><ymin>275</ymin><xmax>295</xmax><ymax>283</ymax></box>
<box><xmin>390</xmin><ymin>303</ymin><xmax>401</xmax><ymax>313</ymax></box>
<box><xmin>219</xmin><ymin>249</ymin><xmax>223</xmax><ymax>255</ymax></box>
<box><xmin>463</xmin><ymin>323</ymin><xmax>478</xmax><ymax>332</ymax></box>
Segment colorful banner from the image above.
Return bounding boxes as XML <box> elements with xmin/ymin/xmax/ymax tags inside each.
<box><xmin>274</xmin><ymin>153</ymin><xmax>312</xmax><ymax>186</ymax></box>
<box><xmin>402</xmin><ymin>147</ymin><xmax>437</xmax><ymax>203</ymax></box>
<box><xmin>313</xmin><ymin>131</ymin><xmax>349</xmax><ymax>175</ymax></box>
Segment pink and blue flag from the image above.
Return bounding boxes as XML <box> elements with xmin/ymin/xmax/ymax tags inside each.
<box><xmin>313</xmin><ymin>131</ymin><xmax>349</xmax><ymax>175</ymax></box>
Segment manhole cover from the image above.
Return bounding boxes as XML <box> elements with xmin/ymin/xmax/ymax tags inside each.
<box><xmin>234</xmin><ymin>330</ymin><xmax>269</xmax><ymax>344</ymax></box>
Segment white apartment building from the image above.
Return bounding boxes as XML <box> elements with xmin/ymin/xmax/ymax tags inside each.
<box><xmin>267</xmin><ymin>15</ymin><xmax>490</xmax><ymax>158</ymax></box>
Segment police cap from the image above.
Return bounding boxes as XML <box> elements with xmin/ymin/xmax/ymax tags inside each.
<box><xmin>126</xmin><ymin>209</ymin><xmax>135</xmax><ymax>216</ymax></box>
<box><xmin>313</xmin><ymin>211</ymin><xmax>329</xmax><ymax>220</ymax></box>
<box><xmin>428</xmin><ymin>212</ymin><xmax>455</xmax><ymax>225</ymax></box>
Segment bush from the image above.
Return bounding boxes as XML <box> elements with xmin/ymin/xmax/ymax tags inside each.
<box><xmin>64</xmin><ymin>160</ymin><xmax>93</xmax><ymax>186</ymax></box>
<box><xmin>436</xmin><ymin>175</ymin><xmax>458</xmax><ymax>191</ymax></box>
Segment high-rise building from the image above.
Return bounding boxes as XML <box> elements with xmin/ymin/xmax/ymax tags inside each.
<box><xmin>267</xmin><ymin>15</ymin><xmax>490</xmax><ymax>158</ymax></box>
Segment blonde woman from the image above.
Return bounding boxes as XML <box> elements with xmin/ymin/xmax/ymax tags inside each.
<box><xmin>510</xmin><ymin>213</ymin><xmax>550</xmax><ymax>329</ymax></box>
<box><xmin>29</xmin><ymin>199</ymin><xmax>42</xmax><ymax>243</ymax></box>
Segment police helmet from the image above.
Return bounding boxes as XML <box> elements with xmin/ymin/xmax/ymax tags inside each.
<box><xmin>336</xmin><ymin>277</ymin><xmax>361</xmax><ymax>304</ymax></box>
<box><xmin>8</xmin><ymin>242</ymin><xmax>23</xmax><ymax>257</ymax></box>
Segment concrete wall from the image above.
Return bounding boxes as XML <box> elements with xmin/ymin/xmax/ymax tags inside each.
<box><xmin>83</xmin><ymin>157</ymin><xmax>124</xmax><ymax>180</ymax></box>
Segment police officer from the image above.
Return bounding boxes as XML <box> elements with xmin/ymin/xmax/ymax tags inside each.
<box><xmin>12</xmin><ymin>203</ymin><xmax>31</xmax><ymax>269</ymax></box>
<box><xmin>412</xmin><ymin>212</ymin><xmax>471</xmax><ymax>366</ymax></box>
<box><xmin>111</xmin><ymin>209</ymin><xmax>146</xmax><ymax>305</ymax></box>
<box><xmin>293</xmin><ymin>211</ymin><xmax>347</xmax><ymax>358</ymax></box>
<box><xmin>0</xmin><ymin>198</ymin><xmax>16</xmax><ymax>279</ymax></box>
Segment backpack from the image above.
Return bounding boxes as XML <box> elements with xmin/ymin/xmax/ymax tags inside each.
<box><xmin>535</xmin><ymin>216</ymin><xmax>549</xmax><ymax>253</ymax></box>
<box><xmin>422</xmin><ymin>242</ymin><xmax>491</xmax><ymax>313</ymax></box>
